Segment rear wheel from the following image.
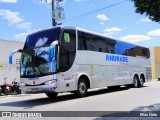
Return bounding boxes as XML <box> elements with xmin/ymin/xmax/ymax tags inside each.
<box><xmin>133</xmin><ymin>76</ymin><xmax>139</xmax><ymax>88</ymax></box>
<box><xmin>139</xmin><ymin>76</ymin><xmax>144</xmax><ymax>87</ymax></box>
<box><xmin>46</xmin><ymin>93</ymin><xmax>58</xmax><ymax>99</ymax></box>
<box><xmin>74</xmin><ymin>78</ymin><xmax>88</xmax><ymax>97</ymax></box>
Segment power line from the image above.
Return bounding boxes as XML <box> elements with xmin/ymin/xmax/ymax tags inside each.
<box><xmin>62</xmin><ymin>0</ymin><xmax>129</xmax><ymax>23</ymax></box>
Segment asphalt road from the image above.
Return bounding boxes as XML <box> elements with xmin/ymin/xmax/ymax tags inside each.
<box><xmin>0</xmin><ymin>80</ymin><xmax>160</xmax><ymax>120</ymax></box>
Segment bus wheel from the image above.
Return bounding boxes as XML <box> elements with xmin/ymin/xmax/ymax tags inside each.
<box><xmin>74</xmin><ymin>78</ymin><xmax>88</xmax><ymax>97</ymax></box>
<box><xmin>139</xmin><ymin>76</ymin><xmax>144</xmax><ymax>87</ymax></box>
<box><xmin>133</xmin><ymin>76</ymin><xmax>139</xmax><ymax>88</ymax></box>
<box><xmin>46</xmin><ymin>93</ymin><xmax>58</xmax><ymax>99</ymax></box>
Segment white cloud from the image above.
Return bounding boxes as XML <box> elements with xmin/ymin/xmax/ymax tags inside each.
<box><xmin>103</xmin><ymin>32</ymin><xmax>113</xmax><ymax>36</ymax></box>
<box><xmin>103</xmin><ymin>33</ymin><xmax>113</xmax><ymax>37</ymax></box>
<box><xmin>14</xmin><ymin>32</ymin><xmax>29</xmax><ymax>41</ymax></box>
<box><xmin>96</xmin><ymin>14</ymin><xmax>109</xmax><ymax>21</ymax></box>
<box><xmin>17</xmin><ymin>22</ymin><xmax>32</xmax><ymax>29</ymax></box>
<box><xmin>39</xmin><ymin>0</ymin><xmax>51</xmax><ymax>3</ymax></box>
<box><xmin>75</xmin><ymin>0</ymin><xmax>85</xmax><ymax>2</ymax></box>
<box><xmin>38</xmin><ymin>0</ymin><xmax>66</xmax><ymax>4</ymax></box>
<box><xmin>104</xmin><ymin>27</ymin><xmax>122</xmax><ymax>33</ymax></box>
<box><xmin>120</xmin><ymin>35</ymin><xmax>151</xmax><ymax>43</ymax></box>
<box><xmin>100</xmin><ymin>22</ymin><xmax>104</xmax><ymax>25</ymax></box>
<box><xmin>103</xmin><ymin>27</ymin><xmax>122</xmax><ymax>36</ymax></box>
<box><xmin>140</xmin><ymin>18</ymin><xmax>151</xmax><ymax>22</ymax></box>
<box><xmin>14</xmin><ymin>28</ymin><xmax>43</xmax><ymax>41</ymax></box>
<box><xmin>0</xmin><ymin>9</ymin><xmax>23</xmax><ymax>24</ymax></box>
<box><xmin>0</xmin><ymin>9</ymin><xmax>32</xmax><ymax>31</ymax></box>
<box><xmin>147</xmin><ymin>29</ymin><xmax>160</xmax><ymax>36</ymax></box>
<box><xmin>0</xmin><ymin>0</ymin><xmax>17</xmax><ymax>3</ymax></box>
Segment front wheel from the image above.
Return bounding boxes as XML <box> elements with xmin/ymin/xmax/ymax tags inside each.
<box><xmin>46</xmin><ymin>93</ymin><xmax>58</xmax><ymax>99</ymax></box>
<box><xmin>74</xmin><ymin>78</ymin><xmax>88</xmax><ymax>98</ymax></box>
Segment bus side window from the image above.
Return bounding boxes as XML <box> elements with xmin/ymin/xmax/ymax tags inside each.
<box><xmin>78</xmin><ymin>31</ymin><xmax>87</xmax><ymax>50</ymax></box>
<box><xmin>111</xmin><ymin>50</ymin><xmax>114</xmax><ymax>54</ymax></box>
<box><xmin>59</xmin><ymin>29</ymin><xmax>76</xmax><ymax>72</ymax></box>
<box><xmin>105</xmin><ymin>48</ymin><xmax>109</xmax><ymax>53</ymax></box>
<box><xmin>99</xmin><ymin>48</ymin><xmax>102</xmax><ymax>52</ymax></box>
<box><xmin>142</xmin><ymin>48</ymin><xmax>150</xmax><ymax>58</ymax></box>
<box><xmin>89</xmin><ymin>44</ymin><xmax>95</xmax><ymax>51</ymax></box>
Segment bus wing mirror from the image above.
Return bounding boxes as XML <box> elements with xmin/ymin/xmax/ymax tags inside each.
<box><xmin>49</xmin><ymin>40</ymin><xmax>59</xmax><ymax>58</ymax></box>
<box><xmin>9</xmin><ymin>49</ymin><xmax>22</xmax><ymax>64</ymax></box>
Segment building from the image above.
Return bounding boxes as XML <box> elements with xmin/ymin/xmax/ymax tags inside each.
<box><xmin>0</xmin><ymin>39</ymin><xmax>24</xmax><ymax>85</ymax></box>
<box><xmin>150</xmin><ymin>46</ymin><xmax>160</xmax><ymax>80</ymax></box>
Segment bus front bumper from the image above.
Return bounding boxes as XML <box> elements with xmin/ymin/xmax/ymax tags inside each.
<box><xmin>21</xmin><ymin>83</ymin><xmax>58</xmax><ymax>94</ymax></box>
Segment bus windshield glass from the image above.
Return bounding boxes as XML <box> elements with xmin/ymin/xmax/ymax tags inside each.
<box><xmin>20</xmin><ymin>46</ymin><xmax>56</xmax><ymax>77</ymax></box>
<box><xmin>20</xmin><ymin>28</ymin><xmax>60</xmax><ymax>78</ymax></box>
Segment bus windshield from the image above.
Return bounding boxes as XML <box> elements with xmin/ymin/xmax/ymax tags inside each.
<box><xmin>20</xmin><ymin>28</ymin><xmax>60</xmax><ymax>78</ymax></box>
<box><xmin>20</xmin><ymin>46</ymin><xmax>56</xmax><ymax>78</ymax></box>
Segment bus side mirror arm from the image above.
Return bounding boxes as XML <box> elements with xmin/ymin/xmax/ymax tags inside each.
<box><xmin>49</xmin><ymin>40</ymin><xmax>59</xmax><ymax>58</ymax></box>
<box><xmin>9</xmin><ymin>49</ymin><xmax>22</xmax><ymax>64</ymax></box>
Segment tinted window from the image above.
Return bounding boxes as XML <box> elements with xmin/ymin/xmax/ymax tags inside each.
<box><xmin>78</xmin><ymin>31</ymin><xmax>116</xmax><ymax>53</ymax></box>
<box><xmin>78</xmin><ymin>31</ymin><xmax>150</xmax><ymax>58</ymax></box>
<box><xmin>59</xmin><ymin>29</ymin><xmax>76</xmax><ymax>72</ymax></box>
<box><xmin>24</xmin><ymin>28</ymin><xmax>60</xmax><ymax>49</ymax></box>
<box><xmin>116</xmin><ymin>41</ymin><xmax>150</xmax><ymax>58</ymax></box>
<box><xmin>78</xmin><ymin>31</ymin><xmax>87</xmax><ymax>50</ymax></box>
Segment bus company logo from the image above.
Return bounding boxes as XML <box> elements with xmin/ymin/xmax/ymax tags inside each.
<box><xmin>106</xmin><ymin>54</ymin><xmax>128</xmax><ymax>63</ymax></box>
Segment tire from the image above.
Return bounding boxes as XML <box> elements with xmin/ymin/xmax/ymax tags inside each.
<box><xmin>4</xmin><ymin>89</ymin><xmax>9</xmax><ymax>95</ymax></box>
<box><xmin>133</xmin><ymin>76</ymin><xmax>139</xmax><ymax>88</ymax></box>
<box><xmin>16</xmin><ymin>89</ymin><xmax>22</xmax><ymax>94</ymax></box>
<box><xmin>139</xmin><ymin>76</ymin><xmax>144</xmax><ymax>87</ymax></box>
<box><xmin>46</xmin><ymin>93</ymin><xmax>58</xmax><ymax>99</ymax></box>
<box><xmin>74</xmin><ymin>78</ymin><xmax>88</xmax><ymax>98</ymax></box>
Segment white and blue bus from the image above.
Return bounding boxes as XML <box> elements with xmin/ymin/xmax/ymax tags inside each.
<box><xmin>9</xmin><ymin>26</ymin><xmax>151</xmax><ymax>98</ymax></box>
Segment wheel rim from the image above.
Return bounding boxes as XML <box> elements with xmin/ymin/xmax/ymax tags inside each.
<box><xmin>134</xmin><ymin>77</ymin><xmax>138</xmax><ymax>87</ymax></box>
<box><xmin>140</xmin><ymin>78</ymin><xmax>143</xmax><ymax>86</ymax></box>
<box><xmin>79</xmin><ymin>82</ymin><xmax>86</xmax><ymax>94</ymax></box>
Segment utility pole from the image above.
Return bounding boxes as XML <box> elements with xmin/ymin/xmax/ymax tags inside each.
<box><xmin>52</xmin><ymin>0</ymin><xmax>56</xmax><ymax>26</ymax></box>
<box><xmin>41</xmin><ymin>0</ymin><xmax>64</xmax><ymax>27</ymax></box>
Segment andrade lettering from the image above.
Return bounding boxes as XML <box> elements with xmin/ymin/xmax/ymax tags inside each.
<box><xmin>106</xmin><ymin>54</ymin><xmax>128</xmax><ymax>63</ymax></box>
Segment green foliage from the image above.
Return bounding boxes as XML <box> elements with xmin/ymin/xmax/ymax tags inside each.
<box><xmin>132</xmin><ymin>0</ymin><xmax>160</xmax><ymax>22</ymax></box>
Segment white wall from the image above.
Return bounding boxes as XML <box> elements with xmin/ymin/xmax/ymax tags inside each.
<box><xmin>0</xmin><ymin>39</ymin><xmax>24</xmax><ymax>85</ymax></box>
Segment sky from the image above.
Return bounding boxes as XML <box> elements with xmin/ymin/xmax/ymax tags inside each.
<box><xmin>0</xmin><ymin>0</ymin><xmax>160</xmax><ymax>47</ymax></box>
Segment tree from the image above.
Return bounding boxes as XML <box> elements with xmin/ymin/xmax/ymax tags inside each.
<box><xmin>132</xmin><ymin>0</ymin><xmax>160</xmax><ymax>22</ymax></box>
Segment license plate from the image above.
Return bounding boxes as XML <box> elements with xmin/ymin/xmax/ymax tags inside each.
<box><xmin>31</xmin><ymin>88</ymin><xmax>38</xmax><ymax>92</ymax></box>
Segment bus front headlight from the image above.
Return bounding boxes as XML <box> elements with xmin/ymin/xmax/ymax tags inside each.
<box><xmin>44</xmin><ymin>80</ymin><xmax>56</xmax><ymax>85</ymax></box>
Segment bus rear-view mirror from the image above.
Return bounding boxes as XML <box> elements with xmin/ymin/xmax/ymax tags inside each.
<box><xmin>49</xmin><ymin>40</ymin><xmax>59</xmax><ymax>60</ymax></box>
<box><xmin>9</xmin><ymin>49</ymin><xmax>22</xmax><ymax>64</ymax></box>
